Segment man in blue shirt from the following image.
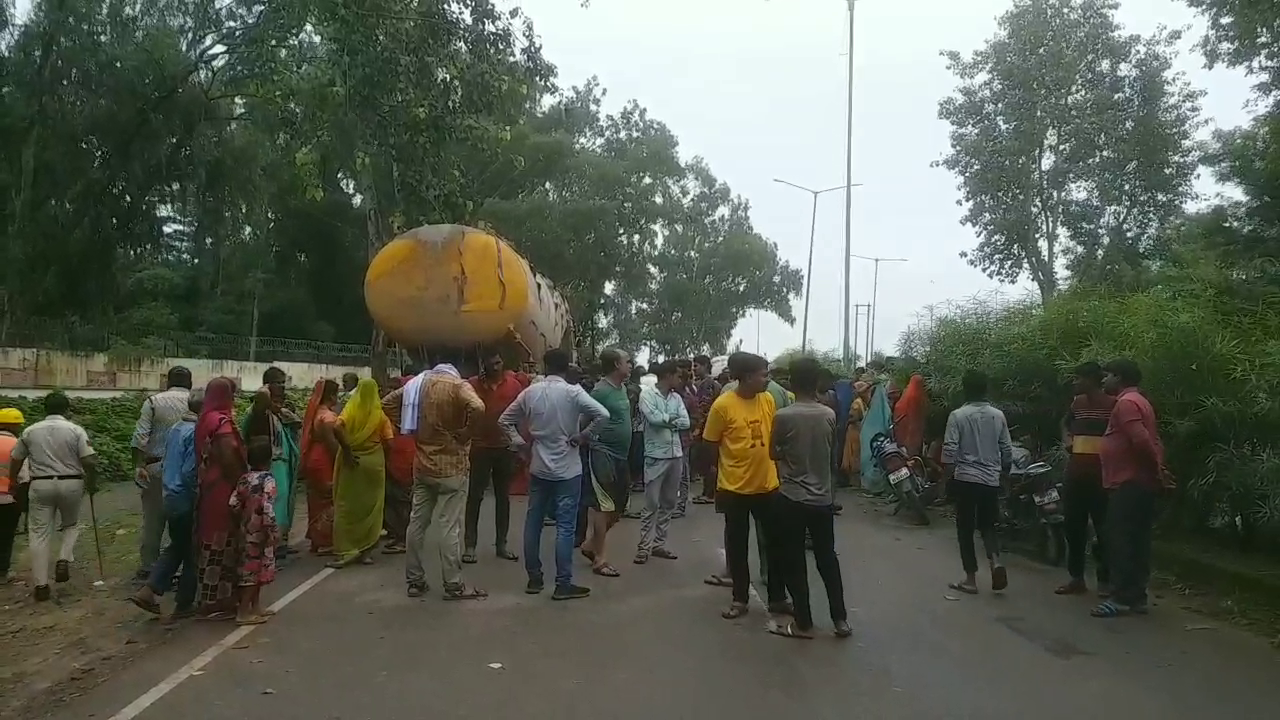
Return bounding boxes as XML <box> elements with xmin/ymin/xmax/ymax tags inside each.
<box><xmin>130</xmin><ymin>388</ymin><xmax>201</xmax><ymax>618</ymax></box>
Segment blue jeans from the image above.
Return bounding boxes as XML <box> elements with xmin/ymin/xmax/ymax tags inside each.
<box><xmin>146</xmin><ymin>507</ymin><xmax>197</xmax><ymax>610</ymax></box>
<box><xmin>525</xmin><ymin>475</ymin><xmax>581</xmax><ymax>589</ymax></box>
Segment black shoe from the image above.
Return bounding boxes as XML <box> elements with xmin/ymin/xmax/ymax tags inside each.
<box><xmin>552</xmin><ymin>584</ymin><xmax>591</xmax><ymax>601</ymax></box>
<box><xmin>54</xmin><ymin>560</ymin><xmax>70</xmax><ymax>583</ymax></box>
<box><xmin>34</xmin><ymin>585</ymin><xmax>51</xmax><ymax>601</ymax></box>
<box><xmin>525</xmin><ymin>577</ymin><xmax>545</xmax><ymax>595</ymax></box>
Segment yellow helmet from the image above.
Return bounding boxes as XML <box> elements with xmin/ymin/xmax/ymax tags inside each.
<box><xmin>0</xmin><ymin>408</ymin><xmax>25</xmax><ymax>425</ymax></box>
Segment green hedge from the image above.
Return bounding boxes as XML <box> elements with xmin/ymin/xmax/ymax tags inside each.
<box><xmin>0</xmin><ymin>390</ymin><xmax>312</xmax><ymax>486</ymax></box>
<box><xmin>898</xmin><ymin>279</ymin><xmax>1280</xmax><ymax>551</ymax></box>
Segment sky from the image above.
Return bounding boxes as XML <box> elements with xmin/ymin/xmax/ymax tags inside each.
<box><xmin>509</xmin><ymin>0</ymin><xmax>1255</xmax><ymax>360</ymax></box>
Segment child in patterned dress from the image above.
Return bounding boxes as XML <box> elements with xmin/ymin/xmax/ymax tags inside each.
<box><xmin>231</xmin><ymin>437</ymin><xmax>280</xmax><ymax>625</ymax></box>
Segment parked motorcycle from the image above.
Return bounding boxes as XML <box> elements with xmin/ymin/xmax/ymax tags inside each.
<box><xmin>1000</xmin><ymin>445</ymin><xmax>1067</xmax><ymax>565</ymax></box>
<box><xmin>868</xmin><ymin>432</ymin><xmax>936</xmax><ymax>526</ymax></box>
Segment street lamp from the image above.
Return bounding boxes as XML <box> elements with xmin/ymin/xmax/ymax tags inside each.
<box><xmin>850</xmin><ymin>253</ymin><xmax>907</xmax><ymax>357</ymax></box>
<box><xmin>773</xmin><ymin>178</ymin><xmax>862</xmax><ymax>353</ymax></box>
<box><xmin>841</xmin><ymin>0</ymin><xmax>860</xmax><ymax>366</ymax></box>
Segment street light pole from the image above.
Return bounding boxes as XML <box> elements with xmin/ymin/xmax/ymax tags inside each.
<box><xmin>851</xmin><ymin>254</ymin><xmax>907</xmax><ymax>358</ymax></box>
<box><xmin>841</xmin><ymin>0</ymin><xmax>858</xmax><ymax>366</ymax></box>
<box><xmin>773</xmin><ymin>178</ymin><xmax>861</xmax><ymax>353</ymax></box>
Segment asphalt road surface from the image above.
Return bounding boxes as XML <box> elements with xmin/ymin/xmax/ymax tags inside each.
<box><xmin>43</xmin><ymin>494</ymin><xmax>1280</xmax><ymax>720</ymax></box>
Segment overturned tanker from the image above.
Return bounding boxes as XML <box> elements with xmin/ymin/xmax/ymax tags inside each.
<box><xmin>364</xmin><ymin>224</ymin><xmax>574</xmax><ymax>371</ymax></box>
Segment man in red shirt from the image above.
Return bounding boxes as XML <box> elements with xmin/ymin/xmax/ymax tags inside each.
<box><xmin>463</xmin><ymin>348</ymin><xmax>528</xmax><ymax>564</ymax></box>
<box><xmin>1056</xmin><ymin>362</ymin><xmax>1116</xmax><ymax>597</ymax></box>
<box><xmin>1094</xmin><ymin>357</ymin><xmax>1168</xmax><ymax>618</ymax></box>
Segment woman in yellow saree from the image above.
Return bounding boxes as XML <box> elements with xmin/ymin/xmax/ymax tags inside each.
<box><xmin>326</xmin><ymin>379</ymin><xmax>394</xmax><ymax>568</ymax></box>
<box><xmin>841</xmin><ymin>381</ymin><xmax>872</xmax><ymax>487</ymax></box>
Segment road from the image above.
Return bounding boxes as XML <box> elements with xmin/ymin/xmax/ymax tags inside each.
<box><xmin>41</xmin><ymin>493</ymin><xmax>1280</xmax><ymax>720</ymax></box>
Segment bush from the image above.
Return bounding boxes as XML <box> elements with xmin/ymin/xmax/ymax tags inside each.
<box><xmin>0</xmin><ymin>390</ymin><xmax>313</xmax><ymax>486</ymax></box>
<box><xmin>899</xmin><ymin>279</ymin><xmax>1280</xmax><ymax>551</ymax></box>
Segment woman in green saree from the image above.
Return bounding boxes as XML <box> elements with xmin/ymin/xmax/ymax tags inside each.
<box><xmin>327</xmin><ymin>378</ymin><xmax>393</xmax><ymax>568</ymax></box>
<box><xmin>241</xmin><ymin>386</ymin><xmax>301</xmax><ymax>556</ymax></box>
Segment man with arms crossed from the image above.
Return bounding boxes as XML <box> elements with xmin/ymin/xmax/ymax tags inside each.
<box><xmin>635</xmin><ymin>360</ymin><xmax>690</xmax><ymax>564</ymax></box>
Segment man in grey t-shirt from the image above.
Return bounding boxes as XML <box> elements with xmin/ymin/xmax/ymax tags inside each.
<box><xmin>767</xmin><ymin>357</ymin><xmax>851</xmax><ymax>639</ymax></box>
<box><xmin>942</xmin><ymin>369</ymin><xmax>1013</xmax><ymax>596</ymax></box>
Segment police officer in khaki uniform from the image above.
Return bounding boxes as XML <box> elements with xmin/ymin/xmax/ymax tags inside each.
<box><xmin>9</xmin><ymin>392</ymin><xmax>97</xmax><ymax>601</ymax></box>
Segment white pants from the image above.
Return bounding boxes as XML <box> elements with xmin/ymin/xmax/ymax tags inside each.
<box><xmin>28</xmin><ymin>478</ymin><xmax>85</xmax><ymax>586</ymax></box>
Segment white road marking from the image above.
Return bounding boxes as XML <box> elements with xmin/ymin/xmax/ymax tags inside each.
<box><xmin>107</xmin><ymin>567</ymin><xmax>335</xmax><ymax>720</ymax></box>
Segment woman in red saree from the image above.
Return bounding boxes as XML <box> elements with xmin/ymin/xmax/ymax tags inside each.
<box><xmin>299</xmin><ymin>379</ymin><xmax>341</xmax><ymax>555</ymax></box>
<box><xmin>195</xmin><ymin>377</ymin><xmax>246</xmax><ymax>620</ymax></box>
<box><xmin>893</xmin><ymin>374</ymin><xmax>928</xmax><ymax>459</ymax></box>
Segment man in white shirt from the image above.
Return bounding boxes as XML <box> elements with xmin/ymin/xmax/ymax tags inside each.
<box><xmin>499</xmin><ymin>349</ymin><xmax>608</xmax><ymax>601</ymax></box>
<box><xmin>130</xmin><ymin>366</ymin><xmax>193</xmax><ymax>580</ymax></box>
<box><xmin>10</xmin><ymin>392</ymin><xmax>97</xmax><ymax>601</ymax></box>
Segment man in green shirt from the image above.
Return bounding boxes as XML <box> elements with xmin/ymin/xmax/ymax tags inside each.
<box><xmin>581</xmin><ymin>347</ymin><xmax>634</xmax><ymax>578</ymax></box>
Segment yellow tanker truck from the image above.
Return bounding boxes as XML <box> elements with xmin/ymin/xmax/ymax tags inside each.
<box><xmin>364</xmin><ymin>223</ymin><xmax>575</xmax><ymax>372</ymax></box>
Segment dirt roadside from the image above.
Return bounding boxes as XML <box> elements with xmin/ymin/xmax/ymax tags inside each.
<box><xmin>1</xmin><ymin>485</ymin><xmax>309</xmax><ymax>719</ymax></box>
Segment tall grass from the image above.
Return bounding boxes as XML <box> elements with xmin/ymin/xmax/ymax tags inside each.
<box><xmin>899</xmin><ymin>279</ymin><xmax>1280</xmax><ymax>552</ymax></box>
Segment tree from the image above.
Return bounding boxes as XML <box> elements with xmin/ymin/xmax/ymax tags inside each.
<box><xmin>935</xmin><ymin>0</ymin><xmax>1203</xmax><ymax>301</ymax></box>
<box><xmin>639</xmin><ymin>160</ymin><xmax>803</xmax><ymax>358</ymax></box>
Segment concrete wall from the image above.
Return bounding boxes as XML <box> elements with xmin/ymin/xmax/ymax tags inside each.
<box><xmin>0</xmin><ymin>347</ymin><xmax>369</xmax><ymax>396</ymax></box>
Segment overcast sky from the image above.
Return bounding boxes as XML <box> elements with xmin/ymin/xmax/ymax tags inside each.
<box><xmin>512</xmin><ymin>0</ymin><xmax>1254</xmax><ymax>360</ymax></box>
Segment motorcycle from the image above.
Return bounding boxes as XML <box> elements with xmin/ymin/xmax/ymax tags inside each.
<box><xmin>1000</xmin><ymin>445</ymin><xmax>1067</xmax><ymax>565</ymax></box>
<box><xmin>868</xmin><ymin>432</ymin><xmax>936</xmax><ymax>526</ymax></box>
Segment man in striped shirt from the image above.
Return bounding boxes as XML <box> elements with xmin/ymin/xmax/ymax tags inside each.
<box><xmin>1056</xmin><ymin>362</ymin><xmax>1117</xmax><ymax>597</ymax></box>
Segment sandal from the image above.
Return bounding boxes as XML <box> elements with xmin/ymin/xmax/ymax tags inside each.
<box><xmin>1090</xmin><ymin>600</ymin><xmax>1132</xmax><ymax>618</ymax></box>
<box><xmin>721</xmin><ymin>602</ymin><xmax>749</xmax><ymax>620</ymax></box>
<box><xmin>381</xmin><ymin>543</ymin><xmax>406</xmax><ymax>555</ymax></box>
<box><xmin>650</xmin><ymin>547</ymin><xmax>678</xmax><ymax>560</ymax></box>
<box><xmin>461</xmin><ymin>551</ymin><xmax>478</xmax><ymax>564</ymax></box>
<box><xmin>1056</xmin><ymin>579</ymin><xmax>1088</xmax><ymax>595</ymax></box>
<box><xmin>196</xmin><ymin>610</ymin><xmax>235</xmax><ymax>622</ymax></box>
<box><xmin>406</xmin><ymin>582</ymin><xmax>428</xmax><ymax>598</ymax></box>
<box><xmin>236</xmin><ymin>615</ymin><xmax>269</xmax><ymax>626</ymax></box>
<box><xmin>633</xmin><ymin>550</ymin><xmax>650</xmax><ymax>565</ymax></box>
<box><xmin>496</xmin><ymin>548</ymin><xmax>519</xmax><ymax>562</ymax></box>
<box><xmin>834</xmin><ymin>619</ymin><xmax>853</xmax><ymax>638</ymax></box>
<box><xmin>691</xmin><ymin>496</ymin><xmax>713</xmax><ymax>505</ymax></box>
<box><xmin>129</xmin><ymin>596</ymin><xmax>161</xmax><ymax>615</ymax></box>
<box><xmin>443</xmin><ymin>584</ymin><xmax>489</xmax><ymax>601</ymax></box>
<box><xmin>768</xmin><ymin>620</ymin><xmax>813</xmax><ymax>640</ymax></box>
<box><xmin>948</xmin><ymin>581</ymin><xmax>979</xmax><ymax>595</ymax></box>
<box><xmin>592</xmin><ymin>564</ymin><xmax>621</xmax><ymax>577</ymax></box>
<box><xmin>704</xmin><ymin>574</ymin><xmax>733</xmax><ymax>588</ymax></box>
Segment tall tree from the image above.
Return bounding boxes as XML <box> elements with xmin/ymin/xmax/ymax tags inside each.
<box><xmin>935</xmin><ymin>0</ymin><xmax>1203</xmax><ymax>301</ymax></box>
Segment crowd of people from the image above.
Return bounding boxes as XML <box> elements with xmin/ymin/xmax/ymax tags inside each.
<box><xmin>0</xmin><ymin>345</ymin><xmax>1168</xmax><ymax>635</ymax></box>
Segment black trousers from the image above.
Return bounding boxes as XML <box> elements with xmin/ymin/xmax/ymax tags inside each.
<box><xmin>1108</xmin><ymin>482</ymin><xmax>1156</xmax><ymax>608</ymax></box>
<box><xmin>776</xmin><ymin>496</ymin><xmax>847</xmax><ymax>629</ymax></box>
<box><xmin>465</xmin><ymin>447</ymin><xmax>515</xmax><ymax>550</ymax></box>
<box><xmin>951</xmin><ymin>480</ymin><xmax>1001</xmax><ymax>575</ymax></box>
<box><xmin>719</xmin><ymin>489</ymin><xmax>786</xmax><ymax>606</ymax></box>
<box><xmin>1064</xmin><ymin>477</ymin><xmax>1109</xmax><ymax>583</ymax></box>
<box><xmin>0</xmin><ymin>502</ymin><xmax>20</xmax><ymax>576</ymax></box>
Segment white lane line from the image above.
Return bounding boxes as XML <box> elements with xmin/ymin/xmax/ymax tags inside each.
<box><xmin>108</xmin><ymin>567</ymin><xmax>335</xmax><ymax>720</ymax></box>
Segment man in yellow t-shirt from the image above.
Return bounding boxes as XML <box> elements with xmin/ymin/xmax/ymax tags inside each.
<box><xmin>701</xmin><ymin>352</ymin><xmax>788</xmax><ymax>620</ymax></box>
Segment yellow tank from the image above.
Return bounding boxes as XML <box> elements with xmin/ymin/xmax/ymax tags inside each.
<box><xmin>364</xmin><ymin>224</ymin><xmax>574</xmax><ymax>360</ymax></box>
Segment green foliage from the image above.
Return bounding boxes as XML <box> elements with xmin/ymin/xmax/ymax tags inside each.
<box><xmin>899</xmin><ymin>276</ymin><xmax>1280</xmax><ymax>549</ymax></box>
<box><xmin>936</xmin><ymin>0</ymin><xmax>1204</xmax><ymax>301</ymax></box>
<box><xmin>0</xmin><ymin>2</ymin><xmax>800</xmax><ymax>359</ymax></box>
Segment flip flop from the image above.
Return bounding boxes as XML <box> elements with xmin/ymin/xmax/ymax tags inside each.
<box><xmin>382</xmin><ymin>544</ymin><xmax>406</xmax><ymax>555</ymax></box>
<box><xmin>768</xmin><ymin>620</ymin><xmax>814</xmax><ymax>640</ymax></box>
<box><xmin>592</xmin><ymin>564</ymin><xmax>621</xmax><ymax>577</ymax></box>
<box><xmin>443</xmin><ymin>585</ymin><xmax>489</xmax><ymax>601</ymax></box>
<box><xmin>196</xmin><ymin>610</ymin><xmax>235</xmax><ymax>622</ymax></box>
<box><xmin>704</xmin><ymin>574</ymin><xmax>733</xmax><ymax>588</ymax></box>
<box><xmin>129</xmin><ymin>596</ymin><xmax>161</xmax><ymax>615</ymax></box>
<box><xmin>461</xmin><ymin>552</ymin><xmax>478</xmax><ymax>564</ymax></box>
<box><xmin>1091</xmin><ymin>600</ymin><xmax>1138</xmax><ymax>618</ymax></box>
<box><xmin>948</xmin><ymin>581</ymin><xmax>979</xmax><ymax>595</ymax></box>
<box><xmin>236</xmin><ymin>615</ymin><xmax>269</xmax><ymax>626</ymax></box>
<box><xmin>721</xmin><ymin>602</ymin><xmax>749</xmax><ymax>620</ymax></box>
<box><xmin>496</xmin><ymin>549</ymin><xmax>519</xmax><ymax>561</ymax></box>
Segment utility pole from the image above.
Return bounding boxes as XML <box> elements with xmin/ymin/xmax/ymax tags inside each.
<box><xmin>841</xmin><ymin>0</ymin><xmax>859</xmax><ymax>366</ymax></box>
<box><xmin>851</xmin><ymin>254</ymin><xmax>907</xmax><ymax>358</ymax></box>
<box><xmin>773</xmin><ymin>178</ymin><xmax>861</xmax><ymax>352</ymax></box>
<box><xmin>850</xmin><ymin>303</ymin><xmax>870</xmax><ymax>366</ymax></box>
